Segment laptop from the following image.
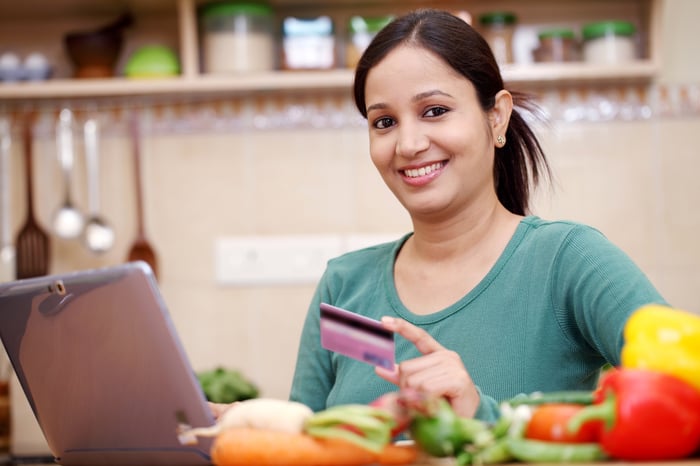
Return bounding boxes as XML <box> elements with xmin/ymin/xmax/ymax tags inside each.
<box><xmin>0</xmin><ymin>261</ymin><xmax>215</xmax><ymax>465</ymax></box>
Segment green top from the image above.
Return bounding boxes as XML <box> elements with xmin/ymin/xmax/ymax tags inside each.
<box><xmin>348</xmin><ymin>15</ymin><xmax>394</xmax><ymax>34</ymax></box>
<box><xmin>479</xmin><ymin>11</ymin><xmax>517</xmax><ymax>26</ymax></box>
<box><xmin>583</xmin><ymin>21</ymin><xmax>636</xmax><ymax>40</ymax></box>
<box><xmin>200</xmin><ymin>1</ymin><xmax>273</xmax><ymax>19</ymax></box>
<box><xmin>289</xmin><ymin>216</ymin><xmax>666</xmax><ymax>422</ymax></box>
<box><xmin>538</xmin><ymin>28</ymin><xmax>576</xmax><ymax>40</ymax></box>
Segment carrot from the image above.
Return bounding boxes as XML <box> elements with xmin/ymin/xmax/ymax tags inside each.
<box><xmin>375</xmin><ymin>443</ymin><xmax>419</xmax><ymax>465</ymax></box>
<box><xmin>211</xmin><ymin>427</ymin><xmax>417</xmax><ymax>466</ymax></box>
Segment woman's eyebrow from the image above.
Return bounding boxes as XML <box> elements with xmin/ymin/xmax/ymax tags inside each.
<box><xmin>413</xmin><ymin>89</ymin><xmax>453</xmax><ymax>101</ymax></box>
<box><xmin>366</xmin><ymin>89</ymin><xmax>453</xmax><ymax>114</ymax></box>
<box><xmin>366</xmin><ymin>102</ymin><xmax>388</xmax><ymax>113</ymax></box>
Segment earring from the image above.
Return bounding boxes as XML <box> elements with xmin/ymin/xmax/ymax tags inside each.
<box><xmin>496</xmin><ymin>135</ymin><xmax>506</xmax><ymax>147</ymax></box>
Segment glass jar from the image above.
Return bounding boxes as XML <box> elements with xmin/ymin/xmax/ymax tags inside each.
<box><xmin>478</xmin><ymin>11</ymin><xmax>517</xmax><ymax>65</ymax></box>
<box><xmin>582</xmin><ymin>20</ymin><xmax>637</xmax><ymax>64</ymax></box>
<box><xmin>345</xmin><ymin>15</ymin><xmax>393</xmax><ymax>68</ymax></box>
<box><xmin>532</xmin><ymin>28</ymin><xmax>579</xmax><ymax>63</ymax></box>
<box><xmin>282</xmin><ymin>16</ymin><xmax>335</xmax><ymax>70</ymax></box>
<box><xmin>200</xmin><ymin>1</ymin><xmax>275</xmax><ymax>74</ymax></box>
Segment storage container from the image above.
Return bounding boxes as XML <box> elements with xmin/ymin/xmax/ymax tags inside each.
<box><xmin>200</xmin><ymin>1</ymin><xmax>275</xmax><ymax>74</ymax></box>
<box><xmin>345</xmin><ymin>15</ymin><xmax>393</xmax><ymax>68</ymax></box>
<box><xmin>478</xmin><ymin>11</ymin><xmax>517</xmax><ymax>65</ymax></box>
<box><xmin>282</xmin><ymin>16</ymin><xmax>335</xmax><ymax>70</ymax></box>
<box><xmin>532</xmin><ymin>28</ymin><xmax>579</xmax><ymax>63</ymax></box>
<box><xmin>582</xmin><ymin>20</ymin><xmax>637</xmax><ymax>64</ymax></box>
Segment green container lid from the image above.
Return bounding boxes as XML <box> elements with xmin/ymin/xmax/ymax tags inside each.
<box><xmin>200</xmin><ymin>1</ymin><xmax>273</xmax><ymax>19</ymax></box>
<box><xmin>479</xmin><ymin>11</ymin><xmax>517</xmax><ymax>26</ymax></box>
<box><xmin>348</xmin><ymin>15</ymin><xmax>394</xmax><ymax>34</ymax></box>
<box><xmin>538</xmin><ymin>28</ymin><xmax>576</xmax><ymax>40</ymax></box>
<box><xmin>582</xmin><ymin>20</ymin><xmax>636</xmax><ymax>40</ymax></box>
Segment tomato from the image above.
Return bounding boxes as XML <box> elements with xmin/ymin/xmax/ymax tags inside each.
<box><xmin>525</xmin><ymin>403</ymin><xmax>601</xmax><ymax>443</ymax></box>
<box><xmin>370</xmin><ymin>392</ymin><xmax>411</xmax><ymax>437</ymax></box>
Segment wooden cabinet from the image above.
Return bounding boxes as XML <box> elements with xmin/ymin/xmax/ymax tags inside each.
<box><xmin>0</xmin><ymin>0</ymin><xmax>663</xmax><ymax>102</ymax></box>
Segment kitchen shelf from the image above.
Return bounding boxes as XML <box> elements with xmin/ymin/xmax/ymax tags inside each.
<box><xmin>0</xmin><ymin>62</ymin><xmax>659</xmax><ymax>101</ymax></box>
<box><xmin>0</xmin><ymin>0</ymin><xmax>663</xmax><ymax>103</ymax></box>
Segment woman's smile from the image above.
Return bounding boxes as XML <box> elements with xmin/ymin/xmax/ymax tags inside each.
<box><xmin>400</xmin><ymin>160</ymin><xmax>448</xmax><ymax>186</ymax></box>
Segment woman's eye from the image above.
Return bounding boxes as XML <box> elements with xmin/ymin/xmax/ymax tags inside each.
<box><xmin>424</xmin><ymin>106</ymin><xmax>449</xmax><ymax>118</ymax></box>
<box><xmin>373</xmin><ymin>117</ymin><xmax>395</xmax><ymax>129</ymax></box>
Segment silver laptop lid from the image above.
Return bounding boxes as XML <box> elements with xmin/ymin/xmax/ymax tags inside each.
<box><xmin>0</xmin><ymin>262</ymin><xmax>214</xmax><ymax>465</ymax></box>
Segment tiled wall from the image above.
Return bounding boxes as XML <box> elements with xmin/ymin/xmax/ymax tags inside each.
<box><xmin>4</xmin><ymin>87</ymin><xmax>699</xmax><ymax>404</ymax></box>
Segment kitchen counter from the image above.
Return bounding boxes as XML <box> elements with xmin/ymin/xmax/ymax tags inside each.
<box><xmin>5</xmin><ymin>456</ymin><xmax>700</xmax><ymax>466</ymax></box>
<box><xmin>409</xmin><ymin>460</ymin><xmax>700</xmax><ymax>466</ymax></box>
<box><xmin>0</xmin><ymin>458</ymin><xmax>700</xmax><ymax>466</ymax></box>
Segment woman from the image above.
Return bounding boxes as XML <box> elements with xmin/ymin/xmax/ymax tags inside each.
<box><xmin>289</xmin><ymin>9</ymin><xmax>666</xmax><ymax>422</ymax></box>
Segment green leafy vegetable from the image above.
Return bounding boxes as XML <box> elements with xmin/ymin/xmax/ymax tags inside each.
<box><xmin>197</xmin><ymin>367</ymin><xmax>259</xmax><ymax>403</ymax></box>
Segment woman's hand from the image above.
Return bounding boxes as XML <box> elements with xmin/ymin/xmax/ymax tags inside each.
<box><xmin>375</xmin><ymin>316</ymin><xmax>480</xmax><ymax>418</ymax></box>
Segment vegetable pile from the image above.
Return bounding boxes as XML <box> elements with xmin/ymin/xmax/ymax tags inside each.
<box><xmin>185</xmin><ymin>304</ymin><xmax>700</xmax><ymax>465</ymax></box>
<box><xmin>402</xmin><ymin>303</ymin><xmax>700</xmax><ymax>464</ymax></box>
<box><xmin>181</xmin><ymin>397</ymin><xmax>418</xmax><ymax>466</ymax></box>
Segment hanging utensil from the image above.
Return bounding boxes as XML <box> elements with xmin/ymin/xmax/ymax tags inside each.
<box><xmin>82</xmin><ymin>118</ymin><xmax>114</xmax><ymax>254</ymax></box>
<box><xmin>126</xmin><ymin>114</ymin><xmax>158</xmax><ymax>278</ymax></box>
<box><xmin>52</xmin><ymin>108</ymin><xmax>84</xmax><ymax>239</ymax></box>
<box><xmin>15</xmin><ymin>113</ymin><xmax>50</xmax><ymax>279</ymax></box>
<box><xmin>0</xmin><ymin>118</ymin><xmax>15</xmax><ymax>282</ymax></box>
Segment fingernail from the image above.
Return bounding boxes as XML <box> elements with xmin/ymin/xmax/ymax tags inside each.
<box><xmin>381</xmin><ymin>316</ymin><xmax>395</xmax><ymax>324</ymax></box>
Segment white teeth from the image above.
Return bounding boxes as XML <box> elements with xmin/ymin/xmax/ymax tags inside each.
<box><xmin>404</xmin><ymin>162</ymin><xmax>443</xmax><ymax>178</ymax></box>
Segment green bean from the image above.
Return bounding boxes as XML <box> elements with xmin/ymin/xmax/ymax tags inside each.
<box><xmin>506</xmin><ymin>437</ymin><xmax>608</xmax><ymax>463</ymax></box>
<box><xmin>469</xmin><ymin>437</ymin><xmax>515</xmax><ymax>465</ymax></box>
<box><xmin>506</xmin><ymin>390</ymin><xmax>594</xmax><ymax>407</ymax></box>
<box><xmin>488</xmin><ymin>415</ymin><xmax>512</xmax><ymax>439</ymax></box>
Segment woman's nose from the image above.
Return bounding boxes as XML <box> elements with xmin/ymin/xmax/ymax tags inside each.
<box><xmin>395</xmin><ymin>123</ymin><xmax>429</xmax><ymax>157</ymax></box>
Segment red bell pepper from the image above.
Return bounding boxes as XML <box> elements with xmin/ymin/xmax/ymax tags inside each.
<box><xmin>568</xmin><ymin>368</ymin><xmax>700</xmax><ymax>460</ymax></box>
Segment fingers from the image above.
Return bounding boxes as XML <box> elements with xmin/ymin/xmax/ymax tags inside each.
<box><xmin>379</xmin><ymin>316</ymin><xmax>480</xmax><ymax>417</ymax></box>
<box><xmin>374</xmin><ymin>364</ymin><xmax>400</xmax><ymax>385</ymax></box>
<box><xmin>381</xmin><ymin>316</ymin><xmax>445</xmax><ymax>355</ymax></box>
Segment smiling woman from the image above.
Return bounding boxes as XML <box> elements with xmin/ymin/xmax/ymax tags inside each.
<box><xmin>353</xmin><ymin>10</ymin><xmax>549</xmax><ymax>218</ymax></box>
<box><xmin>288</xmin><ymin>8</ymin><xmax>667</xmax><ymax>423</ymax></box>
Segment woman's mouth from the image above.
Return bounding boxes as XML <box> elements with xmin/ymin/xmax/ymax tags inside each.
<box><xmin>400</xmin><ymin>161</ymin><xmax>447</xmax><ymax>185</ymax></box>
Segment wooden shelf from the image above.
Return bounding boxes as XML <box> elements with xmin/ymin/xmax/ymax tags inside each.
<box><xmin>0</xmin><ymin>61</ymin><xmax>659</xmax><ymax>101</ymax></box>
<box><xmin>0</xmin><ymin>0</ymin><xmax>663</xmax><ymax>103</ymax></box>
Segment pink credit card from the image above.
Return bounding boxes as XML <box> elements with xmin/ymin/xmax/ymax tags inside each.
<box><xmin>319</xmin><ymin>303</ymin><xmax>395</xmax><ymax>369</ymax></box>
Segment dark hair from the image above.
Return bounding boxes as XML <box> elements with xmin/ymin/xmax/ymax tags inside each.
<box><xmin>353</xmin><ymin>9</ymin><xmax>550</xmax><ymax>216</ymax></box>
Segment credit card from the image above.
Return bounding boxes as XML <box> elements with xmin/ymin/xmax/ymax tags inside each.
<box><xmin>319</xmin><ymin>302</ymin><xmax>395</xmax><ymax>370</ymax></box>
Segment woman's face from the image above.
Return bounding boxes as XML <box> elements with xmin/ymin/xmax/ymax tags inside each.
<box><xmin>364</xmin><ymin>44</ymin><xmax>507</xmax><ymax>221</ymax></box>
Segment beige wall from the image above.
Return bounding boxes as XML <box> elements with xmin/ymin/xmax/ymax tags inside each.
<box><xmin>13</xmin><ymin>96</ymin><xmax>700</xmax><ymax>403</ymax></box>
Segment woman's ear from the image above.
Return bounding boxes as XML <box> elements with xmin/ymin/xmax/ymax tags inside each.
<box><xmin>489</xmin><ymin>90</ymin><xmax>513</xmax><ymax>147</ymax></box>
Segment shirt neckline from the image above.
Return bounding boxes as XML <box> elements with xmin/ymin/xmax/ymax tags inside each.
<box><xmin>384</xmin><ymin>216</ymin><xmax>538</xmax><ymax>324</ymax></box>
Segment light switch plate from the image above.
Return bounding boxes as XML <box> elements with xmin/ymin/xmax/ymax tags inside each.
<box><xmin>215</xmin><ymin>233</ymin><xmax>402</xmax><ymax>286</ymax></box>
<box><xmin>215</xmin><ymin>235</ymin><xmax>343</xmax><ymax>285</ymax></box>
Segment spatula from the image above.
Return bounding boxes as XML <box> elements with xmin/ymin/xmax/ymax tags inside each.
<box><xmin>15</xmin><ymin>113</ymin><xmax>50</xmax><ymax>279</ymax></box>
<box><xmin>126</xmin><ymin>114</ymin><xmax>158</xmax><ymax>279</ymax></box>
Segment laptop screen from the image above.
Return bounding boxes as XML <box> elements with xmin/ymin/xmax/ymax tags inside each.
<box><xmin>0</xmin><ymin>262</ymin><xmax>215</xmax><ymax>466</ymax></box>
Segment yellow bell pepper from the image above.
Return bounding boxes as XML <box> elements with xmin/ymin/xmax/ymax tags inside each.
<box><xmin>621</xmin><ymin>304</ymin><xmax>700</xmax><ymax>392</ymax></box>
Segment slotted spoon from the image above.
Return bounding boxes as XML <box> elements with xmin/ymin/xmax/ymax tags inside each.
<box><xmin>126</xmin><ymin>114</ymin><xmax>158</xmax><ymax>278</ymax></box>
<box><xmin>15</xmin><ymin>114</ymin><xmax>50</xmax><ymax>279</ymax></box>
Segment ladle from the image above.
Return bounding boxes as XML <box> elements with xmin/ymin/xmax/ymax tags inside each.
<box><xmin>52</xmin><ymin>108</ymin><xmax>84</xmax><ymax>239</ymax></box>
<box><xmin>82</xmin><ymin>118</ymin><xmax>114</xmax><ymax>253</ymax></box>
